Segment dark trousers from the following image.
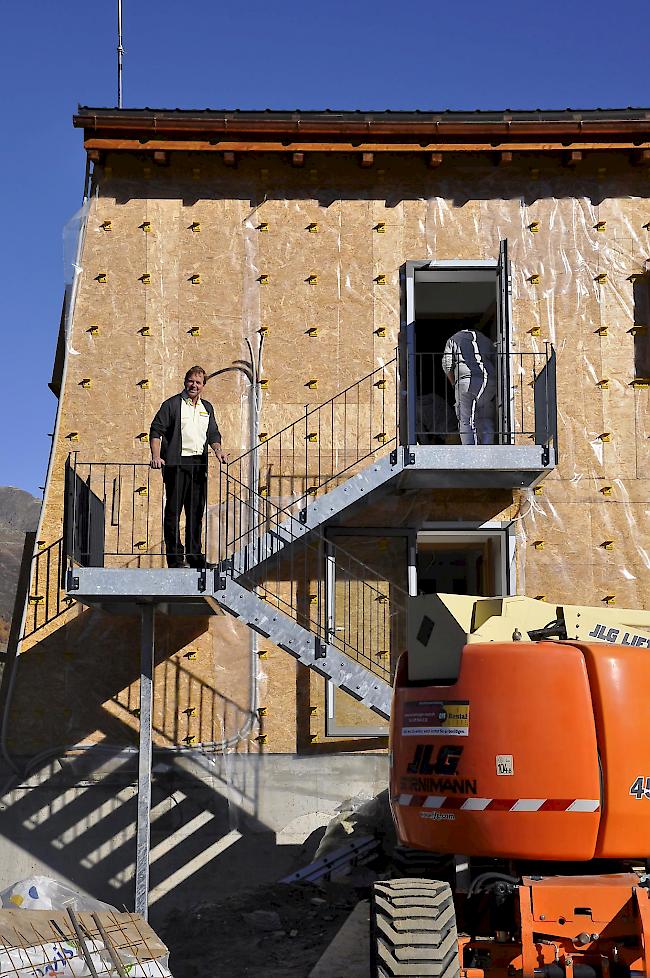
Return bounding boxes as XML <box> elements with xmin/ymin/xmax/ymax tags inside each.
<box><xmin>162</xmin><ymin>459</ymin><xmax>207</xmax><ymax>567</ymax></box>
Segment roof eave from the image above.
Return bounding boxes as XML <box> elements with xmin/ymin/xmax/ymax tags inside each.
<box><xmin>73</xmin><ymin>107</ymin><xmax>650</xmax><ymax>155</ymax></box>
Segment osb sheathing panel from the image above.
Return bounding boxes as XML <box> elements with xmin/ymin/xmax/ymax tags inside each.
<box><xmin>14</xmin><ymin>151</ymin><xmax>650</xmax><ymax>754</ymax></box>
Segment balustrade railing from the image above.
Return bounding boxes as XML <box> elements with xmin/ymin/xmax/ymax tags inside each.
<box><xmin>408</xmin><ymin>346</ymin><xmax>556</xmax><ymax>449</ymax></box>
<box><xmin>228</xmin><ymin>355</ymin><xmax>399</xmax><ymax>520</ymax></box>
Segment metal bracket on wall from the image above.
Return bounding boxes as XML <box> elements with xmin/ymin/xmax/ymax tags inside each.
<box><xmin>213</xmin><ymin>569</ymin><xmax>228</xmax><ymax>591</ymax></box>
<box><xmin>389</xmin><ymin>449</ymin><xmax>398</xmax><ymax>466</ymax></box>
<box><xmin>198</xmin><ymin>569</ymin><xmax>207</xmax><ymax>593</ymax></box>
<box><xmin>404</xmin><ymin>448</ymin><xmax>416</xmax><ymax>466</ymax></box>
<box><xmin>542</xmin><ymin>444</ymin><xmax>550</xmax><ymax>467</ymax></box>
<box><xmin>67</xmin><ymin>572</ymin><xmax>79</xmax><ymax>591</ymax></box>
<box><xmin>315</xmin><ymin>637</ymin><xmax>327</xmax><ymax>659</ymax></box>
<box><xmin>298</xmin><ymin>507</ymin><xmax>307</xmax><ymax>524</ymax></box>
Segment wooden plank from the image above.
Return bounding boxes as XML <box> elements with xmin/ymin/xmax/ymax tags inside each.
<box><xmin>0</xmin><ymin>909</ymin><xmax>167</xmax><ymax>961</ymax></box>
<box><xmin>84</xmin><ymin>137</ymin><xmax>650</xmax><ymax>154</ymax></box>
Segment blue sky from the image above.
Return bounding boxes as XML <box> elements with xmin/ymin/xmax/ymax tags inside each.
<box><xmin>0</xmin><ymin>0</ymin><xmax>647</xmax><ymax>496</ymax></box>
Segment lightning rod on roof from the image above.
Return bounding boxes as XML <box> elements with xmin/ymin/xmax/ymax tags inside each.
<box><xmin>117</xmin><ymin>0</ymin><xmax>124</xmax><ymax>109</ymax></box>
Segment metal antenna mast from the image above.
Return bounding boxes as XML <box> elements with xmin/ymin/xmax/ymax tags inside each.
<box><xmin>117</xmin><ymin>0</ymin><xmax>124</xmax><ymax>108</ymax></box>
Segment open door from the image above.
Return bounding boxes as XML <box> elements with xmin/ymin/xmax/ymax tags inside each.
<box><xmin>63</xmin><ymin>457</ymin><xmax>105</xmax><ymax>569</ymax></box>
<box><xmin>534</xmin><ymin>346</ymin><xmax>558</xmax><ymax>462</ymax></box>
<box><xmin>495</xmin><ymin>239</ymin><xmax>513</xmax><ymax>443</ymax></box>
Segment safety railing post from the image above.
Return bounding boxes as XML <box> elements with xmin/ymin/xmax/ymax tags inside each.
<box><xmin>544</xmin><ymin>351</ymin><xmax>548</xmax><ymax>445</ymax></box>
<box><xmin>217</xmin><ymin>462</ymin><xmax>223</xmax><ymax>573</ymax></box>
<box><xmin>303</xmin><ymin>403</ymin><xmax>309</xmax><ymax>522</ymax></box>
<box><xmin>394</xmin><ymin>346</ymin><xmax>399</xmax><ymax>449</ymax></box>
<box><xmin>70</xmin><ymin>452</ymin><xmax>79</xmax><ymax>574</ymax></box>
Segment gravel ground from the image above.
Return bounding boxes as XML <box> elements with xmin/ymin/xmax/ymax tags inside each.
<box><xmin>161</xmin><ymin>880</ymin><xmax>364</xmax><ymax>978</ymax></box>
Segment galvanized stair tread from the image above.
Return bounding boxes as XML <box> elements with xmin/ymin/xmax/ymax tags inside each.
<box><xmin>230</xmin><ymin>450</ymin><xmax>405</xmax><ymax>577</ymax></box>
<box><xmin>207</xmin><ymin>576</ymin><xmax>392</xmax><ymax>719</ymax></box>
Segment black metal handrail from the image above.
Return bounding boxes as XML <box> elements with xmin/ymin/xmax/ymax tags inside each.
<box><xmin>64</xmin><ymin>456</ymin><xmax>173</xmax><ymax>564</ymax></box>
<box><xmin>214</xmin><ymin>466</ymin><xmax>406</xmax><ymax>681</ymax></box>
<box><xmin>228</xmin><ymin>354</ymin><xmax>399</xmax><ymax>521</ymax></box>
<box><xmin>22</xmin><ymin>537</ymin><xmax>71</xmax><ymax>639</ymax></box>
<box><xmin>61</xmin><ymin>346</ymin><xmax>556</xmax><ymax>567</ymax></box>
<box><xmin>62</xmin><ymin>458</ymin><xmax>407</xmax><ymax>683</ymax></box>
<box><xmin>408</xmin><ymin>346</ymin><xmax>556</xmax><ymax>447</ymax></box>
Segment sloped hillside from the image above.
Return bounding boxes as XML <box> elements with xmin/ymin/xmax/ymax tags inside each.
<box><xmin>0</xmin><ymin>487</ymin><xmax>41</xmax><ymax>645</ymax></box>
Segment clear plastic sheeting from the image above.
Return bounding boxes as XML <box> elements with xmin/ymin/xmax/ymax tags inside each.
<box><xmin>13</xmin><ymin>154</ymin><xmax>650</xmax><ymax>761</ymax></box>
<box><xmin>62</xmin><ymin>201</ymin><xmax>91</xmax><ymax>356</ymax></box>
<box><xmin>62</xmin><ymin>203</ymin><xmax>90</xmax><ymax>289</ymax></box>
<box><xmin>221</xmin><ymin>170</ymin><xmax>649</xmax><ymax>611</ymax></box>
<box><xmin>374</xmin><ymin>170</ymin><xmax>649</xmax><ymax>611</ymax></box>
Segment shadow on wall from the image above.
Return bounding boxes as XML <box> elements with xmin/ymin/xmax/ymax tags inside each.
<box><xmin>0</xmin><ymin>604</ymin><xmax>294</xmax><ymax>922</ymax></box>
<box><xmin>103</xmin><ymin>155</ymin><xmax>645</xmax><ymax>210</ymax></box>
<box><xmin>0</xmin><ymin>737</ymin><xmax>299</xmax><ymax>927</ymax></box>
<box><xmin>6</xmin><ymin>608</ymin><xmax>239</xmax><ymax>749</ymax></box>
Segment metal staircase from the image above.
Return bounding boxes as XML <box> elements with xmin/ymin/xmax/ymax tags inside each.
<box><xmin>225</xmin><ymin>343</ymin><xmax>557</xmax><ymax>575</ymax></box>
<box><xmin>27</xmin><ymin>343</ymin><xmax>556</xmax><ymax>716</ymax></box>
<box><xmin>227</xmin><ymin>354</ymin><xmax>399</xmax><ymax>527</ymax></box>
<box><xmin>217</xmin><ymin>468</ymin><xmax>406</xmax><ymax>718</ymax></box>
<box><xmin>65</xmin><ymin>463</ymin><xmax>405</xmax><ymax>718</ymax></box>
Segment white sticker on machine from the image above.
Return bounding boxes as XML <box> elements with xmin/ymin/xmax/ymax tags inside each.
<box><xmin>496</xmin><ymin>754</ymin><xmax>514</xmax><ymax>776</ymax></box>
<box><xmin>401</xmin><ymin>700</ymin><xmax>470</xmax><ymax>737</ymax></box>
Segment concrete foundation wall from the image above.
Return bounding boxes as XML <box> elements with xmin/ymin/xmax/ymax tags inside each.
<box><xmin>0</xmin><ymin>750</ymin><xmax>388</xmax><ymax>925</ymax></box>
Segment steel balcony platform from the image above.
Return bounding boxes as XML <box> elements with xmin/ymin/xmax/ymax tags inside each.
<box><xmin>398</xmin><ymin>444</ymin><xmax>556</xmax><ymax>489</ymax></box>
<box><xmin>67</xmin><ymin>567</ymin><xmax>218</xmax><ymax>616</ymax></box>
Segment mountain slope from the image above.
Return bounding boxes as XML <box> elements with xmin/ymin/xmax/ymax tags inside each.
<box><xmin>0</xmin><ymin>487</ymin><xmax>41</xmax><ymax>639</ymax></box>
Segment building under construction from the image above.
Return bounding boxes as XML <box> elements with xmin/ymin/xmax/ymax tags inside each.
<box><xmin>1</xmin><ymin>106</ymin><xmax>649</xmax><ymax>919</ymax></box>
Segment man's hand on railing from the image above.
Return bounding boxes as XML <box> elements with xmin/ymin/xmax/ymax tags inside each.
<box><xmin>212</xmin><ymin>444</ymin><xmax>229</xmax><ymax>464</ymax></box>
<box><xmin>149</xmin><ymin>456</ymin><xmax>165</xmax><ymax>469</ymax></box>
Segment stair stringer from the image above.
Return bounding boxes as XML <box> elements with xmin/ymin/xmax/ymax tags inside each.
<box><xmin>207</xmin><ymin>577</ymin><xmax>392</xmax><ymax>719</ymax></box>
<box><xmin>231</xmin><ymin>449</ymin><xmax>407</xmax><ymax>578</ymax></box>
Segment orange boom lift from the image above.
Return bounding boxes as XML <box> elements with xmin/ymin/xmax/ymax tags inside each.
<box><xmin>371</xmin><ymin>594</ymin><xmax>650</xmax><ymax>978</ymax></box>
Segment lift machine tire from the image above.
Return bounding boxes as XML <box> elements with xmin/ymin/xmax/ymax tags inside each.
<box><xmin>371</xmin><ymin>878</ymin><xmax>461</xmax><ymax>978</ymax></box>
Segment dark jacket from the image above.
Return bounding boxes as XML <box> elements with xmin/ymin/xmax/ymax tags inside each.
<box><xmin>150</xmin><ymin>393</ymin><xmax>221</xmax><ymax>464</ymax></box>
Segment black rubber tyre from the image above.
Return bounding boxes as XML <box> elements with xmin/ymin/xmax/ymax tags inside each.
<box><xmin>370</xmin><ymin>878</ymin><xmax>461</xmax><ymax>978</ymax></box>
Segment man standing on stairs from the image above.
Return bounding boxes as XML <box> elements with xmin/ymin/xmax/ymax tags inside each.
<box><xmin>442</xmin><ymin>327</ymin><xmax>497</xmax><ymax>445</ymax></box>
<box><xmin>150</xmin><ymin>366</ymin><xmax>228</xmax><ymax>568</ymax></box>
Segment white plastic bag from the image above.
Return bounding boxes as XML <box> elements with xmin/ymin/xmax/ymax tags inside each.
<box><xmin>0</xmin><ymin>876</ymin><xmax>113</xmax><ymax>912</ymax></box>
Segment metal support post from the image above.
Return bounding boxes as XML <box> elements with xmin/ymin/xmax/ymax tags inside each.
<box><xmin>325</xmin><ymin>542</ymin><xmax>335</xmax><ymax>645</ymax></box>
<box><xmin>135</xmin><ymin>603</ymin><xmax>155</xmax><ymax>919</ymax></box>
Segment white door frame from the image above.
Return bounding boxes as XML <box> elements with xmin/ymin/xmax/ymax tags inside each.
<box><xmin>324</xmin><ymin>522</ymin><xmax>515</xmax><ymax>738</ymax></box>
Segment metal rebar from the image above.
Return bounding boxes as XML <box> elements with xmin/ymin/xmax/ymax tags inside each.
<box><xmin>91</xmin><ymin>913</ymin><xmax>129</xmax><ymax>978</ymax></box>
<box><xmin>66</xmin><ymin>909</ymin><xmax>100</xmax><ymax>978</ymax></box>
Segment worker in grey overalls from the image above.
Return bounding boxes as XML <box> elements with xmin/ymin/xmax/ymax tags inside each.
<box><xmin>442</xmin><ymin>329</ymin><xmax>497</xmax><ymax>445</ymax></box>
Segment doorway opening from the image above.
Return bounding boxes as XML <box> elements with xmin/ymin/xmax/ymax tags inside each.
<box><xmin>414</xmin><ymin>272</ymin><xmax>498</xmax><ymax>443</ymax></box>
<box><xmin>404</xmin><ymin>246</ymin><xmax>512</xmax><ymax>445</ymax></box>
<box><xmin>416</xmin><ymin>528</ymin><xmax>511</xmax><ymax>598</ymax></box>
<box><xmin>323</xmin><ymin>526</ymin><xmax>513</xmax><ymax>738</ymax></box>
<box><xmin>633</xmin><ymin>274</ymin><xmax>650</xmax><ymax>380</ymax></box>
